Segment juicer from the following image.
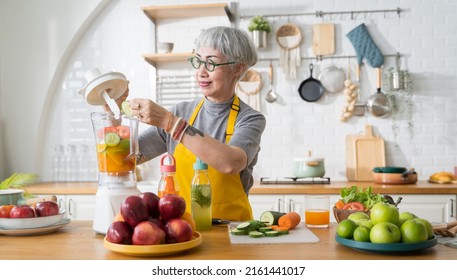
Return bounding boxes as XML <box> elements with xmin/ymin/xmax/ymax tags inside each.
<box><xmin>79</xmin><ymin>68</ymin><xmax>141</xmax><ymax>235</ymax></box>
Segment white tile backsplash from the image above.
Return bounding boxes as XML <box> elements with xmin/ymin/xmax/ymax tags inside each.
<box><xmin>35</xmin><ymin>0</ymin><xmax>457</xmax><ymax>183</ymax></box>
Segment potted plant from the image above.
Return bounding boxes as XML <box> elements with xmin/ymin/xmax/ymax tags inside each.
<box><xmin>248</xmin><ymin>15</ymin><xmax>271</xmax><ymax>49</ymax></box>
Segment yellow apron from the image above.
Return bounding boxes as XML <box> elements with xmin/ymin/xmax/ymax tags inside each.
<box><xmin>173</xmin><ymin>96</ymin><xmax>253</xmax><ymax>221</ymax></box>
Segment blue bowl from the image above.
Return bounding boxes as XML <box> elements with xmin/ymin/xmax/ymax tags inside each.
<box><xmin>0</xmin><ymin>189</ymin><xmax>24</xmax><ymax>206</ymax></box>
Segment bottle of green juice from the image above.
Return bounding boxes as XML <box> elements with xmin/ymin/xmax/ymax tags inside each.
<box><xmin>191</xmin><ymin>158</ymin><xmax>212</xmax><ymax>231</ymax></box>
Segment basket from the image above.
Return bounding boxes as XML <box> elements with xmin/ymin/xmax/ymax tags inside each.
<box><xmin>275</xmin><ymin>23</ymin><xmax>302</xmax><ymax>50</ymax></box>
<box><xmin>333</xmin><ymin>207</ymin><xmax>370</xmax><ymax>223</ymax></box>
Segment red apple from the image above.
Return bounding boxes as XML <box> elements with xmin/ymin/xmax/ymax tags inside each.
<box><xmin>139</xmin><ymin>192</ymin><xmax>160</xmax><ymax>218</ymax></box>
<box><xmin>120</xmin><ymin>195</ymin><xmax>149</xmax><ymax>227</ymax></box>
<box><xmin>132</xmin><ymin>220</ymin><xmax>166</xmax><ymax>245</ymax></box>
<box><xmin>106</xmin><ymin>221</ymin><xmax>133</xmax><ymax>245</ymax></box>
<box><xmin>149</xmin><ymin>218</ymin><xmax>165</xmax><ymax>230</ymax></box>
<box><xmin>35</xmin><ymin>201</ymin><xmax>60</xmax><ymax>217</ymax></box>
<box><xmin>10</xmin><ymin>205</ymin><xmax>35</xmax><ymax>218</ymax></box>
<box><xmin>165</xmin><ymin>218</ymin><xmax>193</xmax><ymax>244</ymax></box>
<box><xmin>158</xmin><ymin>194</ymin><xmax>186</xmax><ymax>221</ymax></box>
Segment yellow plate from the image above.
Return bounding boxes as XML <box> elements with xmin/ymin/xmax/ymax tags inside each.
<box><xmin>428</xmin><ymin>179</ymin><xmax>457</xmax><ymax>184</ymax></box>
<box><xmin>103</xmin><ymin>231</ymin><xmax>202</xmax><ymax>257</ymax></box>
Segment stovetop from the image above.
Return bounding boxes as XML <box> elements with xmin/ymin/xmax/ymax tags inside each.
<box><xmin>260</xmin><ymin>177</ymin><xmax>331</xmax><ymax>185</ymax></box>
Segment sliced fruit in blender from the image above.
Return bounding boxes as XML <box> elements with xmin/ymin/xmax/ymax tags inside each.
<box><xmin>116</xmin><ymin>126</ymin><xmax>130</xmax><ymax>139</ymax></box>
<box><xmin>121</xmin><ymin>101</ymin><xmax>134</xmax><ymax>117</ymax></box>
<box><xmin>96</xmin><ymin>143</ymin><xmax>107</xmax><ymax>153</ymax></box>
<box><xmin>104</xmin><ymin>132</ymin><xmax>121</xmax><ymax>146</ymax></box>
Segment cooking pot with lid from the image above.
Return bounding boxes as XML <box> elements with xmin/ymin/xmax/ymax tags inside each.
<box><xmin>293</xmin><ymin>157</ymin><xmax>325</xmax><ymax>178</ymax></box>
<box><xmin>372</xmin><ymin>166</ymin><xmax>417</xmax><ymax>184</ymax></box>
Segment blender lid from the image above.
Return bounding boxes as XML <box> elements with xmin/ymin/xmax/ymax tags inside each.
<box><xmin>79</xmin><ymin>68</ymin><xmax>128</xmax><ymax>106</ymax></box>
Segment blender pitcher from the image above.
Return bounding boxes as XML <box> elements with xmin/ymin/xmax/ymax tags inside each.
<box><xmin>90</xmin><ymin>112</ymin><xmax>141</xmax><ymax>234</ymax></box>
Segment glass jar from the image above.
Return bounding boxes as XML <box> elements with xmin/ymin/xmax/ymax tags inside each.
<box><xmin>157</xmin><ymin>154</ymin><xmax>179</xmax><ymax>198</ymax></box>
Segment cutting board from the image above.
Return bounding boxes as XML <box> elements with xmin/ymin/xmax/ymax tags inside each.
<box><xmin>312</xmin><ymin>23</ymin><xmax>335</xmax><ymax>56</ymax></box>
<box><xmin>346</xmin><ymin>124</ymin><xmax>386</xmax><ymax>181</ymax></box>
<box><xmin>228</xmin><ymin>223</ymin><xmax>319</xmax><ymax>244</ymax></box>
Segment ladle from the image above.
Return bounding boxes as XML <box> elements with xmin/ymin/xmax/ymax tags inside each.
<box><xmin>265</xmin><ymin>62</ymin><xmax>278</xmax><ymax>103</ymax></box>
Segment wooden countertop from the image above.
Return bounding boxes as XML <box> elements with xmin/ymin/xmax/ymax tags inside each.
<box><xmin>24</xmin><ymin>181</ymin><xmax>457</xmax><ymax>195</ymax></box>
<box><xmin>0</xmin><ymin>220</ymin><xmax>454</xmax><ymax>260</ymax></box>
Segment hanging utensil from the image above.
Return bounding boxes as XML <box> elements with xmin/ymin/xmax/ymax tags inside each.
<box><xmin>353</xmin><ymin>64</ymin><xmax>366</xmax><ymax>116</ymax></box>
<box><xmin>265</xmin><ymin>62</ymin><xmax>278</xmax><ymax>103</ymax></box>
<box><xmin>318</xmin><ymin>65</ymin><xmax>346</xmax><ymax>94</ymax></box>
<box><xmin>298</xmin><ymin>63</ymin><xmax>325</xmax><ymax>102</ymax></box>
<box><xmin>366</xmin><ymin>67</ymin><xmax>390</xmax><ymax>118</ymax></box>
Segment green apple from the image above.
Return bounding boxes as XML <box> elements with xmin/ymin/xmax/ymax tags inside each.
<box><xmin>370</xmin><ymin>202</ymin><xmax>399</xmax><ymax>225</ymax></box>
<box><xmin>414</xmin><ymin>218</ymin><xmax>434</xmax><ymax>239</ymax></box>
<box><xmin>336</xmin><ymin>219</ymin><xmax>358</xmax><ymax>239</ymax></box>
<box><xmin>356</xmin><ymin>219</ymin><xmax>374</xmax><ymax>230</ymax></box>
<box><xmin>400</xmin><ymin>219</ymin><xmax>428</xmax><ymax>243</ymax></box>
<box><xmin>399</xmin><ymin>211</ymin><xmax>418</xmax><ymax>226</ymax></box>
<box><xmin>353</xmin><ymin>226</ymin><xmax>371</xmax><ymax>242</ymax></box>
<box><xmin>370</xmin><ymin>222</ymin><xmax>401</xmax><ymax>243</ymax></box>
<box><xmin>348</xmin><ymin>212</ymin><xmax>370</xmax><ymax>223</ymax></box>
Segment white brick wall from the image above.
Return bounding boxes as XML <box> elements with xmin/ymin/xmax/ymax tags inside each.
<box><xmin>40</xmin><ymin>0</ymin><xmax>457</xmax><ymax>183</ymax></box>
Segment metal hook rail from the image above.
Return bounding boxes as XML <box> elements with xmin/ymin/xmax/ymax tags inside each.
<box><xmin>258</xmin><ymin>52</ymin><xmax>402</xmax><ymax>62</ymax></box>
<box><xmin>240</xmin><ymin>7</ymin><xmax>402</xmax><ymax>20</ymax></box>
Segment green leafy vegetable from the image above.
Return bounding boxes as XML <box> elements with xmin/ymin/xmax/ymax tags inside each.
<box><xmin>340</xmin><ymin>186</ymin><xmax>386</xmax><ymax>210</ymax></box>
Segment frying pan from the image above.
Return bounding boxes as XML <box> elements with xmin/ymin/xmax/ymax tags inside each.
<box><xmin>298</xmin><ymin>64</ymin><xmax>325</xmax><ymax>102</ymax></box>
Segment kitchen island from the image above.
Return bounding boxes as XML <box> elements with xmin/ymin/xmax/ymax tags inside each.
<box><xmin>0</xmin><ymin>220</ymin><xmax>455</xmax><ymax>260</ymax></box>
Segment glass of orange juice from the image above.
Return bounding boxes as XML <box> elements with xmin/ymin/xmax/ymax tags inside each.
<box><xmin>304</xmin><ymin>195</ymin><xmax>330</xmax><ymax>228</ymax></box>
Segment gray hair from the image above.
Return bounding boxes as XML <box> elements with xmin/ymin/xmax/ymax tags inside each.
<box><xmin>195</xmin><ymin>26</ymin><xmax>258</xmax><ymax>70</ymax></box>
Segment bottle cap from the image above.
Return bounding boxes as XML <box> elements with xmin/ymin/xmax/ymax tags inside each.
<box><xmin>160</xmin><ymin>154</ymin><xmax>176</xmax><ymax>172</ymax></box>
<box><xmin>193</xmin><ymin>158</ymin><xmax>208</xmax><ymax>170</ymax></box>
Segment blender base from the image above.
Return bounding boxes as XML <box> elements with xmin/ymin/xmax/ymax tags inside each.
<box><xmin>92</xmin><ymin>187</ymin><xmax>141</xmax><ymax>235</ymax></box>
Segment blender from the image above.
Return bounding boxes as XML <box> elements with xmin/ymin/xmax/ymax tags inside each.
<box><xmin>79</xmin><ymin>68</ymin><xmax>141</xmax><ymax>234</ymax></box>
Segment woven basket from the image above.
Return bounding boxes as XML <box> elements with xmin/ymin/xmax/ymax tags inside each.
<box><xmin>275</xmin><ymin>23</ymin><xmax>302</xmax><ymax>50</ymax></box>
<box><xmin>237</xmin><ymin>69</ymin><xmax>262</xmax><ymax>96</ymax></box>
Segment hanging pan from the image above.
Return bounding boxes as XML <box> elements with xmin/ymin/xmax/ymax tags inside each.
<box><xmin>366</xmin><ymin>67</ymin><xmax>390</xmax><ymax>118</ymax></box>
<box><xmin>298</xmin><ymin>63</ymin><xmax>325</xmax><ymax>102</ymax></box>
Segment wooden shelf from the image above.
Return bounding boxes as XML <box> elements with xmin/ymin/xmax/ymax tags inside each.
<box><xmin>142</xmin><ymin>3</ymin><xmax>233</xmax><ymax>23</ymax></box>
<box><xmin>143</xmin><ymin>52</ymin><xmax>194</xmax><ymax>66</ymax></box>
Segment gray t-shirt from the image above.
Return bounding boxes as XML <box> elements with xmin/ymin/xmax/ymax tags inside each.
<box><xmin>138</xmin><ymin>96</ymin><xmax>266</xmax><ymax>194</ymax></box>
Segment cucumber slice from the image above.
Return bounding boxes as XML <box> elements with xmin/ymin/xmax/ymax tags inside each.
<box><xmin>264</xmin><ymin>231</ymin><xmax>280</xmax><ymax>237</ymax></box>
<box><xmin>121</xmin><ymin>101</ymin><xmax>134</xmax><ymax>117</ymax></box>
<box><xmin>258</xmin><ymin>226</ymin><xmax>273</xmax><ymax>233</ymax></box>
<box><xmin>275</xmin><ymin>228</ymin><xmax>289</xmax><ymax>235</ymax></box>
<box><xmin>230</xmin><ymin>228</ymin><xmax>248</xmax><ymax>235</ymax></box>
<box><xmin>259</xmin><ymin>211</ymin><xmax>286</xmax><ymax>226</ymax></box>
<box><xmin>104</xmin><ymin>132</ymin><xmax>121</xmax><ymax>146</ymax></box>
<box><xmin>248</xmin><ymin>231</ymin><xmax>264</xmax><ymax>238</ymax></box>
<box><xmin>236</xmin><ymin>222</ymin><xmax>252</xmax><ymax>231</ymax></box>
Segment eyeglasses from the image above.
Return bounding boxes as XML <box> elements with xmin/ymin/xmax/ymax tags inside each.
<box><xmin>188</xmin><ymin>56</ymin><xmax>235</xmax><ymax>72</ymax></box>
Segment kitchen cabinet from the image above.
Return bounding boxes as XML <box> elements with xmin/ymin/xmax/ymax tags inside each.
<box><xmin>56</xmin><ymin>195</ymin><xmax>95</xmax><ymax>221</ymax></box>
<box><xmin>249</xmin><ymin>194</ymin><xmax>457</xmax><ymax>223</ymax></box>
<box><xmin>391</xmin><ymin>194</ymin><xmax>456</xmax><ymax>223</ymax></box>
<box><xmin>141</xmin><ymin>3</ymin><xmax>234</xmax><ymax>66</ymax></box>
<box><xmin>249</xmin><ymin>194</ymin><xmax>340</xmax><ymax>222</ymax></box>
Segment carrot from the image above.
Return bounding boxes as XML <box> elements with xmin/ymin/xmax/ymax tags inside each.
<box><xmin>278</xmin><ymin>212</ymin><xmax>301</xmax><ymax>230</ymax></box>
<box><xmin>335</xmin><ymin>199</ymin><xmax>345</xmax><ymax>209</ymax></box>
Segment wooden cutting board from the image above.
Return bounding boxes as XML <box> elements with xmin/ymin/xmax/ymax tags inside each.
<box><xmin>346</xmin><ymin>125</ymin><xmax>386</xmax><ymax>181</ymax></box>
<box><xmin>312</xmin><ymin>23</ymin><xmax>335</xmax><ymax>56</ymax></box>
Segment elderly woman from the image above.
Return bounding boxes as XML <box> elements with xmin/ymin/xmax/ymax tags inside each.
<box><xmin>122</xmin><ymin>26</ymin><xmax>266</xmax><ymax>221</ymax></box>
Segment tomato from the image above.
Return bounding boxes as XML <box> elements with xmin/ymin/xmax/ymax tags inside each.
<box><xmin>0</xmin><ymin>204</ymin><xmax>15</xmax><ymax>218</ymax></box>
<box><xmin>116</xmin><ymin>126</ymin><xmax>130</xmax><ymax>139</ymax></box>
<box><xmin>342</xmin><ymin>202</ymin><xmax>365</xmax><ymax>211</ymax></box>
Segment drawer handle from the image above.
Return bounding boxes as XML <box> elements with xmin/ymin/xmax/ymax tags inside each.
<box><xmin>451</xmin><ymin>198</ymin><xmax>455</xmax><ymax>218</ymax></box>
